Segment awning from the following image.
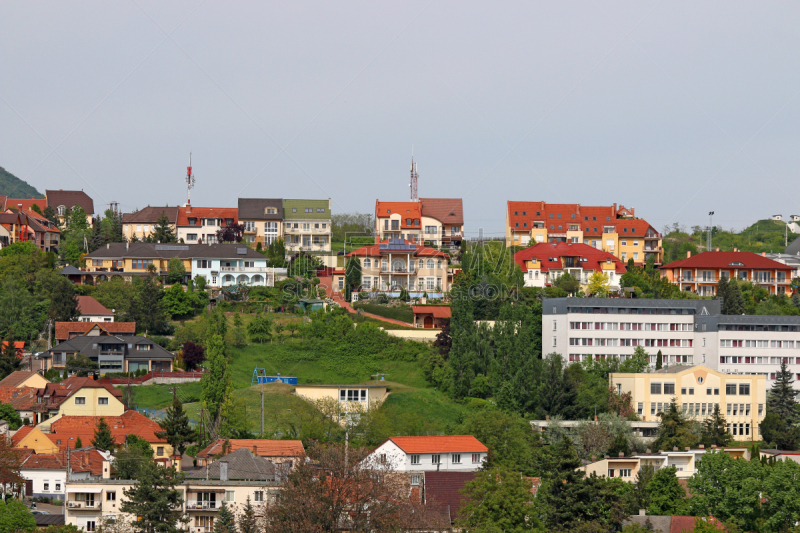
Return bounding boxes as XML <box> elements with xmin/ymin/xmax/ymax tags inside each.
<box><xmin>66</xmin><ymin>488</ymin><xmax>103</xmax><ymax>494</ymax></box>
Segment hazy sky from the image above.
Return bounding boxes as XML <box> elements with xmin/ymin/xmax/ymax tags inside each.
<box><xmin>2</xmin><ymin>1</ymin><xmax>798</xmax><ymax>237</ymax></box>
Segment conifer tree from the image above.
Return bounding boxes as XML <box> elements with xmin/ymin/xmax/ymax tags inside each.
<box><xmin>792</xmin><ymin>292</ymin><xmax>800</xmax><ymax>310</ymax></box>
<box><xmin>717</xmin><ymin>275</ymin><xmax>729</xmax><ymax>305</ymax></box>
<box><xmin>448</xmin><ymin>275</ymin><xmax>478</xmax><ymax>399</ymax></box>
<box><xmin>238</xmin><ymin>496</ymin><xmax>258</xmax><ymax>533</ymax></box>
<box><xmin>156</xmin><ymin>395</ymin><xmax>196</xmax><ymax>456</ymax></box>
<box><xmin>92</xmin><ymin>417</ymin><xmax>115</xmax><ymax>451</ymax></box>
<box><xmin>722</xmin><ymin>280</ymin><xmax>745</xmax><ymax>315</ymax></box>
<box><xmin>214</xmin><ymin>501</ymin><xmax>236</xmax><ymax>533</ymax></box>
<box><xmin>152</xmin><ymin>212</ymin><xmax>176</xmax><ymax>243</ymax></box>
<box><xmin>653</xmin><ymin>401</ymin><xmax>698</xmax><ymax>451</ymax></box>
<box><xmin>74</xmin><ymin>436</ymin><xmax>83</xmax><ymax>448</ymax></box>
<box><xmin>656</xmin><ymin>350</ymin><xmax>663</xmax><ymax>370</ymax></box>
<box><xmin>701</xmin><ymin>404</ymin><xmax>732</xmax><ymax>447</ymax></box>
<box><xmin>201</xmin><ymin>334</ymin><xmax>231</xmax><ymax>427</ymax></box>
<box><xmin>121</xmin><ymin>462</ymin><xmax>186</xmax><ymax>533</ymax></box>
<box><xmin>767</xmin><ymin>359</ymin><xmax>797</xmax><ymax>423</ymax></box>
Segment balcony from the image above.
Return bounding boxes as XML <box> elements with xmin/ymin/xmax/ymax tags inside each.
<box><xmin>380</xmin><ymin>267</ymin><xmax>415</xmax><ymax>273</ymax></box>
<box><xmin>187</xmin><ymin>502</ymin><xmax>219</xmax><ymax>511</ymax></box>
<box><xmin>284</xmin><ymin>226</ymin><xmax>330</xmax><ymax>234</ymax></box>
<box><xmin>220</xmin><ymin>266</ymin><xmax>269</xmax><ymax>273</ymax></box>
<box><xmin>67</xmin><ymin>501</ymin><xmax>100</xmax><ymax>509</ymax></box>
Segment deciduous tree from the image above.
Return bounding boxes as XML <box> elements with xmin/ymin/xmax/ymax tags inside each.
<box><xmin>180</xmin><ymin>341</ymin><xmax>205</xmax><ymax>371</ymax></box>
<box><xmin>457</xmin><ymin>467</ymin><xmax>540</xmax><ymax>532</ymax></box>
<box><xmin>587</xmin><ymin>271</ymin><xmax>611</xmax><ymax>297</ymax></box>
<box><xmin>0</xmin><ymin>498</ymin><xmax>36</xmax><ymax>532</ymax></box>
<box><xmin>646</xmin><ymin>466</ymin><xmax>687</xmax><ymax>515</ymax></box>
<box><xmin>166</xmin><ymin>257</ymin><xmax>185</xmax><ymax>284</ymax></box>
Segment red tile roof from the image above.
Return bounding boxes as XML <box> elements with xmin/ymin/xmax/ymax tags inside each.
<box><xmin>34</xmin><ymin>377</ymin><xmax>123</xmax><ymax>412</ymax></box>
<box><xmin>6</xmin><ymin>199</ymin><xmax>46</xmax><ymax>212</ymax></box>
<box><xmin>76</xmin><ymin>296</ymin><xmax>113</xmax><ymax>316</ymax></box>
<box><xmin>0</xmin><ymin>387</ymin><xmax>36</xmax><ymax>411</ymax></box>
<box><xmin>387</xmin><ymin>435</ymin><xmax>488</xmax><ymax>454</ymax></box>
<box><xmin>0</xmin><ymin>371</ymin><xmax>46</xmax><ymax>388</ymax></box>
<box><xmin>21</xmin><ymin>452</ymin><xmax>64</xmax><ymax>470</ymax></box>
<box><xmin>48</xmin><ymin>411</ymin><xmax>166</xmax><ymax>450</ymax></box>
<box><xmin>423</xmin><ymin>471</ymin><xmax>475</xmax><ymax>523</ymax></box>
<box><xmin>346</xmin><ymin>239</ymin><xmax>449</xmax><ymax>259</ymax></box>
<box><xmin>196</xmin><ymin>438</ymin><xmax>305</xmax><ymax>459</ymax></box>
<box><xmin>177</xmin><ymin>206</ymin><xmax>238</xmax><ymax>227</ymax></box>
<box><xmin>0</xmin><ymin>342</ymin><xmax>25</xmax><ymax>358</ymax></box>
<box><xmin>420</xmin><ymin>198</ymin><xmax>463</xmax><ymax>226</ymax></box>
<box><xmin>11</xmin><ymin>426</ymin><xmax>35</xmax><ymax>446</ymax></box>
<box><xmin>55</xmin><ymin>321</ymin><xmax>136</xmax><ymax>341</ymax></box>
<box><xmin>669</xmin><ymin>516</ymin><xmax>723</xmax><ymax>533</ymax></box>
<box><xmin>375</xmin><ymin>201</ymin><xmax>421</xmax><ymax>229</ymax></box>
<box><xmin>412</xmin><ymin>306</ymin><xmax>452</xmax><ymax>319</ymax></box>
<box><xmin>660</xmin><ymin>251</ymin><xmax>794</xmax><ymax>271</ymax></box>
<box><xmin>21</xmin><ymin>449</ymin><xmax>105</xmax><ymax>476</ymax></box>
<box><xmin>506</xmin><ymin>202</ymin><xmax>654</xmax><ymax>237</ymax></box>
<box><xmin>513</xmin><ymin>242</ymin><xmax>626</xmax><ymax>274</ymax></box>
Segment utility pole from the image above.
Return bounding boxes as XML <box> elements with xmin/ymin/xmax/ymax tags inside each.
<box><xmin>260</xmin><ymin>380</ymin><xmax>264</xmax><ymax>436</ymax></box>
<box><xmin>707</xmin><ymin>211</ymin><xmax>715</xmax><ymax>251</ymax></box>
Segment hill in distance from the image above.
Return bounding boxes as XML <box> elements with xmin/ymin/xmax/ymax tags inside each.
<box><xmin>0</xmin><ymin>166</ymin><xmax>42</xmax><ymax>198</ymax></box>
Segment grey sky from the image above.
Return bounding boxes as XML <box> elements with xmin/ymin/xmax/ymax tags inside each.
<box><xmin>2</xmin><ymin>1</ymin><xmax>798</xmax><ymax>237</ymax></box>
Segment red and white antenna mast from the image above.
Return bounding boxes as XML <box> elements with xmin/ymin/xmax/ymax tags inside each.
<box><xmin>186</xmin><ymin>152</ymin><xmax>196</xmax><ymax>205</ymax></box>
<box><xmin>409</xmin><ymin>157</ymin><xmax>418</xmax><ymax>201</ymax></box>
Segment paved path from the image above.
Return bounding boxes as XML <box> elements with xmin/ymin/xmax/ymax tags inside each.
<box><xmin>330</xmin><ymin>290</ymin><xmax>415</xmax><ymax>328</ymax></box>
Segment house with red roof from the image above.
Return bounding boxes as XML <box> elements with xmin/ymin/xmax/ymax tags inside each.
<box><xmin>32</xmin><ymin>377</ymin><xmax>125</xmax><ymax>426</ymax></box>
<box><xmin>505</xmin><ymin>201</ymin><xmax>663</xmax><ymax>265</ymax></box>
<box><xmin>21</xmin><ymin>447</ymin><xmax>109</xmax><ymax>499</ymax></box>
<box><xmin>374</xmin><ymin>198</ymin><xmax>463</xmax><ymax>250</ymax></box>
<box><xmin>347</xmin><ymin>238</ymin><xmax>451</xmax><ymax>294</ymax></box>
<box><xmin>660</xmin><ymin>251</ymin><xmax>794</xmax><ymax>296</ymax></box>
<box><xmin>412</xmin><ymin>305</ymin><xmax>451</xmax><ymax>329</ymax></box>
<box><xmin>55</xmin><ymin>322</ymin><xmax>136</xmax><ymax>343</ymax></box>
<box><xmin>195</xmin><ymin>438</ymin><xmax>305</xmax><ymax>467</ymax></box>
<box><xmin>364</xmin><ymin>435</ymin><xmax>488</xmax><ymax>476</ymax></box>
<box><xmin>76</xmin><ymin>296</ymin><xmax>115</xmax><ymax>322</ymax></box>
<box><xmin>2</xmin><ymin>206</ymin><xmax>61</xmax><ymax>253</ymax></box>
<box><xmin>514</xmin><ymin>242</ymin><xmax>626</xmax><ymax>291</ymax></box>
<box><xmin>47</xmin><ymin>410</ymin><xmax>171</xmax><ymax>457</ymax></box>
<box><xmin>175</xmin><ymin>205</ymin><xmax>239</xmax><ymax>244</ymax></box>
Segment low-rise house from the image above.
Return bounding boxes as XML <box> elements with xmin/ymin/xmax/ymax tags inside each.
<box><xmin>176</xmin><ymin>206</ymin><xmax>238</xmax><ymax>245</ymax></box>
<box><xmin>294</xmin><ymin>384</ymin><xmax>388</xmax><ymax>423</ymax></box>
<box><xmin>41</xmin><ymin>335</ymin><xmax>174</xmax><ymax>375</ymax></box>
<box><xmin>12</xmin><ymin>425</ymin><xmax>60</xmax><ymax>454</ymax></box>
<box><xmin>121</xmin><ymin>206</ymin><xmax>179</xmax><ymax>242</ymax></box>
<box><xmin>282</xmin><ymin>198</ymin><xmax>332</xmax><ymax>253</ymax></box>
<box><xmin>411</xmin><ymin>305</ymin><xmax>451</xmax><ymax>329</ymax></box>
<box><xmin>514</xmin><ymin>241</ymin><xmax>626</xmax><ymax>290</ymax></box>
<box><xmin>346</xmin><ymin>238</ymin><xmax>451</xmax><ymax>295</ymax></box>
<box><xmin>195</xmin><ymin>438</ymin><xmax>304</xmax><ymax>467</ymax></box>
<box><xmin>530</xmin><ymin>419</ymin><xmax>660</xmax><ymax>443</ymax></box>
<box><xmin>0</xmin><ymin>370</ymin><xmax>50</xmax><ymax>389</ymax></box>
<box><xmin>365</xmin><ymin>435</ymin><xmax>488</xmax><ymax>476</ymax></box>
<box><xmin>759</xmin><ymin>449</ymin><xmax>800</xmax><ymax>464</ymax></box>
<box><xmin>47</xmin><ymin>411</ymin><xmax>171</xmax><ymax>458</ymax></box>
<box><xmin>660</xmin><ymin>251</ymin><xmax>794</xmax><ymax>296</ymax></box>
<box><xmin>46</xmin><ymin>190</ymin><xmax>95</xmax><ymax>226</ymax></box>
<box><xmin>237</xmin><ymin>198</ymin><xmax>283</xmax><ymax>247</ymax></box>
<box><xmin>21</xmin><ymin>447</ymin><xmax>108</xmax><ymax>499</ymax></box>
<box><xmin>374</xmin><ymin>198</ymin><xmax>464</xmax><ymax>249</ymax></box>
<box><xmin>55</xmin><ymin>322</ymin><xmax>136</xmax><ymax>344</ymax></box>
<box><xmin>0</xmin><ymin>387</ymin><xmax>37</xmax><ymax>424</ymax></box>
<box><xmin>76</xmin><ymin>296</ymin><xmax>115</xmax><ymax>322</ymax></box>
<box><xmin>31</xmin><ymin>377</ymin><xmax>125</xmax><ymax>426</ymax></box>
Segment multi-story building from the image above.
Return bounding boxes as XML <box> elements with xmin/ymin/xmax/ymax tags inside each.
<box><xmin>21</xmin><ymin>447</ymin><xmax>109</xmax><ymax>500</ymax></box>
<box><xmin>346</xmin><ymin>238</ymin><xmax>451</xmax><ymax>294</ymax></box>
<box><xmin>176</xmin><ymin>206</ymin><xmax>239</xmax><ymax>245</ymax></box>
<box><xmin>765</xmin><ymin>252</ymin><xmax>800</xmax><ymax>280</ymax></box>
<box><xmin>83</xmin><ymin>242</ymin><xmax>274</xmax><ymax>288</ymax></box>
<box><xmin>611</xmin><ymin>365</ymin><xmax>766</xmax><ymax>440</ymax></box>
<box><xmin>282</xmin><ymin>199</ymin><xmax>331</xmax><ymax>253</ymax></box>
<box><xmin>545</xmin><ymin>297</ymin><xmax>800</xmax><ymax>391</ymax></box>
<box><xmin>45</xmin><ymin>190</ymin><xmax>95</xmax><ymax>226</ymax></box>
<box><xmin>121</xmin><ymin>206</ymin><xmax>179</xmax><ymax>241</ymax></box>
<box><xmin>237</xmin><ymin>198</ymin><xmax>283</xmax><ymax>247</ymax></box>
<box><xmin>514</xmin><ymin>242</ymin><xmax>626</xmax><ymax>290</ymax></box>
<box><xmin>24</xmin><ymin>377</ymin><xmax>126</xmax><ymax>425</ymax></box>
<box><xmin>2</xmin><ymin>206</ymin><xmax>62</xmax><ymax>252</ymax></box>
<box><xmin>42</xmin><ymin>334</ymin><xmax>174</xmax><ymax>375</ymax></box>
<box><xmin>505</xmin><ymin>202</ymin><xmax>663</xmax><ymax>265</ymax></box>
<box><xmin>660</xmin><ymin>251</ymin><xmax>794</xmax><ymax>296</ymax></box>
<box><xmin>374</xmin><ymin>198</ymin><xmax>464</xmax><ymax>249</ymax></box>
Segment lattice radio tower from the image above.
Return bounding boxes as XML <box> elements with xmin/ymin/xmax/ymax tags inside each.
<box><xmin>409</xmin><ymin>157</ymin><xmax>418</xmax><ymax>201</ymax></box>
<box><xmin>186</xmin><ymin>153</ymin><xmax>196</xmax><ymax>205</ymax></box>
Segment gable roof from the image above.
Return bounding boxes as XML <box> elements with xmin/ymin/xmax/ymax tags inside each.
<box><xmin>11</xmin><ymin>425</ymin><xmax>35</xmax><ymax>446</ymax></box>
<box><xmin>187</xmin><ymin>448</ymin><xmax>278</xmax><ymax>481</ymax></box>
<box><xmin>55</xmin><ymin>321</ymin><xmax>136</xmax><ymax>341</ymax></box>
<box><xmin>375</xmin><ymin>201</ymin><xmax>422</xmax><ymax>227</ymax></box>
<box><xmin>196</xmin><ymin>438</ymin><xmax>305</xmax><ymax>460</ymax></box>
<box><xmin>506</xmin><ymin>202</ymin><xmax>653</xmax><ymax>237</ymax></box>
<box><xmin>45</xmin><ymin>190</ymin><xmax>94</xmax><ymax>215</ymax></box>
<box><xmin>346</xmin><ymin>239</ymin><xmax>449</xmax><ymax>259</ymax></box>
<box><xmin>0</xmin><ymin>371</ymin><xmax>48</xmax><ymax>388</ymax></box>
<box><xmin>412</xmin><ymin>306</ymin><xmax>452</xmax><ymax>319</ymax></box>
<box><xmin>121</xmin><ymin>206</ymin><xmax>179</xmax><ymax>224</ymax></box>
<box><xmin>177</xmin><ymin>206</ymin><xmax>238</xmax><ymax>227</ymax></box>
<box><xmin>0</xmin><ymin>387</ymin><xmax>37</xmax><ymax>411</ymax></box>
<box><xmin>514</xmin><ymin>242</ymin><xmax>627</xmax><ymax>274</ymax></box>
<box><xmin>21</xmin><ymin>448</ymin><xmax>106</xmax><ymax>476</ymax></box>
<box><xmin>76</xmin><ymin>296</ymin><xmax>113</xmax><ymax>316</ymax></box>
<box><xmin>84</xmin><ymin>242</ymin><xmax>264</xmax><ymax>260</ymax></box>
<box><xmin>424</xmin><ymin>471</ymin><xmax>475</xmax><ymax>523</ymax></box>
<box><xmin>237</xmin><ymin>198</ymin><xmax>283</xmax><ymax>220</ymax></box>
<box><xmin>48</xmin><ymin>411</ymin><xmax>166</xmax><ymax>449</ymax></box>
<box><xmin>5</xmin><ymin>199</ymin><xmax>46</xmax><ymax>212</ymax></box>
<box><xmin>387</xmin><ymin>435</ymin><xmax>488</xmax><ymax>454</ymax></box>
<box><xmin>33</xmin><ymin>377</ymin><xmax>124</xmax><ymax>413</ymax></box>
<box><xmin>420</xmin><ymin>198</ymin><xmax>463</xmax><ymax>226</ymax></box>
<box><xmin>660</xmin><ymin>251</ymin><xmax>794</xmax><ymax>271</ymax></box>
<box><xmin>44</xmin><ymin>335</ymin><xmax>174</xmax><ymax>363</ymax></box>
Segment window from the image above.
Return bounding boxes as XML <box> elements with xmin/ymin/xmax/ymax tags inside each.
<box><xmin>411</xmin><ymin>454</ymin><xmax>420</xmax><ymax>465</ymax></box>
<box><xmin>664</xmin><ymin>383</ymin><xmax>675</xmax><ymax>394</ymax></box>
<box><xmin>411</xmin><ymin>475</ymin><xmax>420</xmax><ymax>485</ymax></box>
<box><xmin>651</xmin><ymin>402</ymin><xmax>656</xmax><ymax>415</ymax></box>
<box><xmin>759</xmin><ymin>404</ymin><xmax>764</xmax><ymax>416</ymax></box>
<box><xmin>107</xmin><ymin>491</ymin><xmax>116</xmax><ymax>501</ymax></box>
<box><xmin>452</xmin><ymin>454</ymin><xmax>461</xmax><ymax>464</ymax></box>
<box><xmin>472</xmin><ymin>453</ymin><xmax>481</xmax><ymax>463</ymax></box>
<box><xmin>43</xmin><ymin>482</ymin><xmax>49</xmax><ymax>491</ymax></box>
<box><xmin>157</xmin><ymin>447</ymin><xmax>164</xmax><ymax>456</ymax></box>
<box><xmin>75</xmin><ymin>397</ymin><xmax>86</xmax><ymax>405</ymax></box>
<box><xmin>739</xmin><ymin>384</ymin><xmax>750</xmax><ymax>395</ymax></box>
<box><xmin>637</xmin><ymin>402</ymin><xmax>643</xmax><ymax>415</ymax></box>
<box><xmin>254</xmin><ymin>491</ymin><xmax>264</xmax><ymax>502</ymax></box>
<box><xmin>608</xmin><ymin>469</ymin><xmax>615</xmax><ymax>478</ymax></box>
<box><xmin>225</xmin><ymin>491</ymin><xmax>235</xmax><ymax>502</ymax></box>
<box><xmin>688</xmin><ymin>388</ymin><xmax>694</xmax><ymax>395</ymax></box>
<box><xmin>196</xmin><ymin>259</ymin><xmax>210</xmax><ymax>268</ymax></box>
<box><xmin>431</xmin><ymin>454</ymin><xmax>441</xmax><ymax>464</ymax></box>
<box><xmin>98</xmin><ymin>397</ymin><xmax>108</xmax><ymax>405</ymax></box>
<box><xmin>86</xmin><ymin>521</ymin><xmax>96</xmax><ymax>532</ymax></box>
<box><xmin>714</xmin><ymin>388</ymin><xmax>719</xmax><ymax>395</ymax></box>
<box><xmin>363</xmin><ymin>258</ymin><xmax>371</xmax><ymax>268</ymax></box>
<box><xmin>650</xmin><ymin>383</ymin><xmax>662</xmax><ymax>394</ymax></box>
<box><xmin>726</xmin><ymin>384</ymin><xmax>737</xmax><ymax>395</ymax></box>
<box><xmin>620</xmin><ymin>468</ymin><xmax>632</xmax><ymax>477</ymax></box>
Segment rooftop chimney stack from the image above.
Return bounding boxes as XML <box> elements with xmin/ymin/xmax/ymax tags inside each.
<box><xmin>219</xmin><ymin>461</ymin><xmax>228</xmax><ymax>481</ymax></box>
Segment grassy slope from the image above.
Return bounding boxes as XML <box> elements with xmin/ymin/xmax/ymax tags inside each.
<box><xmin>0</xmin><ymin>166</ymin><xmax>43</xmax><ymax>198</ymax></box>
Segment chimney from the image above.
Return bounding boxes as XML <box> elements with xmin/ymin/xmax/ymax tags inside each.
<box><xmin>639</xmin><ymin>509</ymin><xmax>646</xmax><ymax>516</ymax></box>
<box><xmin>685</xmin><ymin>447</ymin><xmax>690</xmax><ymax>451</ymax></box>
<box><xmin>102</xmin><ymin>459</ymin><xmax>111</xmax><ymax>479</ymax></box>
<box><xmin>172</xmin><ymin>454</ymin><xmax>182</xmax><ymax>471</ymax></box>
<box><xmin>219</xmin><ymin>461</ymin><xmax>228</xmax><ymax>481</ymax></box>
<box><xmin>762</xmin><ymin>252</ymin><xmax>766</xmax><ymax>257</ymax></box>
<box><xmin>126</xmin><ymin>242</ymin><xmax>129</xmax><ymax>250</ymax></box>
<box><xmin>603</xmin><ymin>455</ymin><xmax>610</xmax><ymax>459</ymax></box>
<box><xmin>711</xmin><ymin>445</ymin><xmax>717</xmax><ymax>449</ymax></box>
<box><xmin>673</xmin><ymin>447</ymin><xmax>678</xmax><ymax>452</ymax></box>
<box><xmin>591</xmin><ymin>454</ymin><xmax>597</xmax><ymax>462</ymax></box>
<box><xmin>106</xmin><ymin>243</ymin><xmax>110</xmax><ymax>249</ymax></box>
<box><xmin>646</xmin><ymin>448</ymin><xmax>651</xmax><ymax>454</ymax></box>
<box><xmin>253</xmin><ymin>446</ymin><xmax>258</xmax><ymax>454</ymax></box>
<box><xmin>187</xmin><ymin>205</ymin><xmax>192</xmax><ymax>213</ymax></box>
<box><xmin>734</xmin><ymin>247</ymin><xmax>738</xmax><ymax>252</ymax></box>
<box><xmin>699</xmin><ymin>445</ymin><xmax>705</xmax><ymax>449</ymax></box>
<box><xmin>545</xmin><ymin>415</ymin><xmax>550</xmax><ymax>422</ymax></box>
<box><xmin>594</xmin><ymin>415</ymin><xmax>598</xmax><ymax>422</ymax></box>
<box><xmin>686</xmin><ymin>250</ymin><xmax>691</xmax><ymax>258</ymax></box>
<box><xmin>618</xmin><ymin>452</ymin><xmax>624</xmax><ymax>458</ymax></box>
<box><xmin>716</xmin><ymin>247</ymin><xmax>719</xmax><ymax>252</ymax></box>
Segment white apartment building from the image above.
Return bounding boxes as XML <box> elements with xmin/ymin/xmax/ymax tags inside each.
<box><xmin>545</xmin><ymin>297</ymin><xmax>800</xmax><ymax>391</ymax></box>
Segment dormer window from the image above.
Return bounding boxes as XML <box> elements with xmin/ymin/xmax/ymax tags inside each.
<box><xmin>189</xmin><ymin>218</ymin><xmax>197</xmax><ymax>225</ymax></box>
<box><xmin>57</xmin><ymin>205</ymin><xmax>66</xmax><ymax>217</ymax></box>
<box><xmin>729</xmin><ymin>262</ymin><xmax>745</xmax><ymax>266</ymax></box>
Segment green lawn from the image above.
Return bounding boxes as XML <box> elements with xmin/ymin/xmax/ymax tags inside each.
<box><xmin>351</xmin><ymin>302</ymin><xmax>414</xmax><ymax>323</ymax></box>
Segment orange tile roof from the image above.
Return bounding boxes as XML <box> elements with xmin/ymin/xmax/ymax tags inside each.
<box><xmin>507</xmin><ymin>202</ymin><xmax>653</xmax><ymax>237</ymax></box>
<box><xmin>34</xmin><ymin>378</ymin><xmax>123</xmax><ymax>412</ymax></box>
<box><xmin>6</xmin><ymin>199</ymin><xmax>46</xmax><ymax>212</ymax></box>
<box><xmin>387</xmin><ymin>435</ymin><xmax>487</xmax><ymax>454</ymax></box>
<box><xmin>0</xmin><ymin>387</ymin><xmax>36</xmax><ymax>411</ymax></box>
<box><xmin>196</xmin><ymin>438</ymin><xmax>305</xmax><ymax>459</ymax></box>
<box><xmin>11</xmin><ymin>426</ymin><xmax>34</xmax><ymax>446</ymax></box>
<box><xmin>76</xmin><ymin>296</ymin><xmax>113</xmax><ymax>316</ymax></box>
<box><xmin>55</xmin><ymin>321</ymin><xmax>136</xmax><ymax>341</ymax></box>
<box><xmin>346</xmin><ymin>239</ymin><xmax>449</xmax><ymax>259</ymax></box>
<box><xmin>514</xmin><ymin>242</ymin><xmax>627</xmax><ymax>274</ymax></box>
<box><xmin>412</xmin><ymin>306</ymin><xmax>452</xmax><ymax>319</ymax></box>
<box><xmin>48</xmin><ymin>411</ymin><xmax>166</xmax><ymax>450</ymax></box>
<box><xmin>21</xmin><ymin>449</ymin><xmax>105</xmax><ymax>476</ymax></box>
<box><xmin>177</xmin><ymin>206</ymin><xmax>238</xmax><ymax>227</ymax></box>
<box><xmin>375</xmin><ymin>201</ymin><xmax>422</xmax><ymax>229</ymax></box>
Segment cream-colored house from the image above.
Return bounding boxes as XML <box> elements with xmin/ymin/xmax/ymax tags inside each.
<box><xmin>610</xmin><ymin>365</ymin><xmax>766</xmax><ymax>441</ymax></box>
<box><xmin>346</xmin><ymin>239</ymin><xmax>451</xmax><ymax>295</ymax></box>
<box><xmin>294</xmin><ymin>384</ymin><xmax>388</xmax><ymax>424</ymax></box>
<box><xmin>0</xmin><ymin>371</ymin><xmax>50</xmax><ymax>390</ymax></box>
<box><xmin>11</xmin><ymin>426</ymin><xmax>60</xmax><ymax>454</ymax></box>
<box><xmin>580</xmin><ymin>446</ymin><xmax>751</xmax><ymax>480</ymax></box>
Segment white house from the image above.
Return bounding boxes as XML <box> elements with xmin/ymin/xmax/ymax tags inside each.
<box><xmin>76</xmin><ymin>296</ymin><xmax>115</xmax><ymax>322</ymax></box>
<box><xmin>364</xmin><ymin>435</ymin><xmax>488</xmax><ymax>477</ymax></box>
<box><xmin>191</xmin><ymin>248</ymin><xmax>273</xmax><ymax>288</ymax></box>
<box><xmin>21</xmin><ymin>448</ymin><xmax>110</xmax><ymax>499</ymax></box>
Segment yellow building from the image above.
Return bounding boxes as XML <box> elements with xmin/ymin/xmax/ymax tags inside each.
<box><xmin>294</xmin><ymin>384</ymin><xmax>388</xmax><ymax>424</ymax></box>
<box><xmin>610</xmin><ymin>365</ymin><xmax>766</xmax><ymax>441</ymax></box>
<box><xmin>11</xmin><ymin>426</ymin><xmax>60</xmax><ymax>454</ymax></box>
<box><xmin>121</xmin><ymin>206</ymin><xmax>179</xmax><ymax>242</ymax></box>
<box><xmin>0</xmin><ymin>370</ymin><xmax>50</xmax><ymax>389</ymax></box>
<box><xmin>505</xmin><ymin>201</ymin><xmax>664</xmax><ymax>265</ymax></box>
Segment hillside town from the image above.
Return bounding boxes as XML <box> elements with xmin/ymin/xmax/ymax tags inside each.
<box><xmin>1</xmin><ymin>181</ymin><xmax>800</xmax><ymax>533</ymax></box>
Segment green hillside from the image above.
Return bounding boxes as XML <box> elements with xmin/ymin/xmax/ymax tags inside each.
<box><xmin>0</xmin><ymin>166</ymin><xmax>42</xmax><ymax>198</ymax></box>
<box><xmin>663</xmin><ymin>219</ymin><xmax>799</xmax><ymax>262</ymax></box>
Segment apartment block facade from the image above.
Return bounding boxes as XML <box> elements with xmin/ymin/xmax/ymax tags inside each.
<box><xmin>374</xmin><ymin>198</ymin><xmax>463</xmax><ymax>249</ymax></box>
<box><xmin>237</xmin><ymin>198</ymin><xmax>283</xmax><ymax>246</ymax></box>
<box><xmin>176</xmin><ymin>206</ymin><xmax>238</xmax><ymax>245</ymax></box>
<box><xmin>545</xmin><ymin>297</ymin><xmax>800</xmax><ymax>391</ymax></box>
<box><xmin>611</xmin><ymin>365</ymin><xmax>766</xmax><ymax>440</ymax></box>
<box><xmin>660</xmin><ymin>251</ymin><xmax>794</xmax><ymax>296</ymax></box>
<box><xmin>282</xmin><ymin>199</ymin><xmax>332</xmax><ymax>253</ymax></box>
<box><xmin>514</xmin><ymin>242</ymin><xmax>626</xmax><ymax>290</ymax></box>
<box><xmin>506</xmin><ymin>202</ymin><xmax>663</xmax><ymax>265</ymax></box>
